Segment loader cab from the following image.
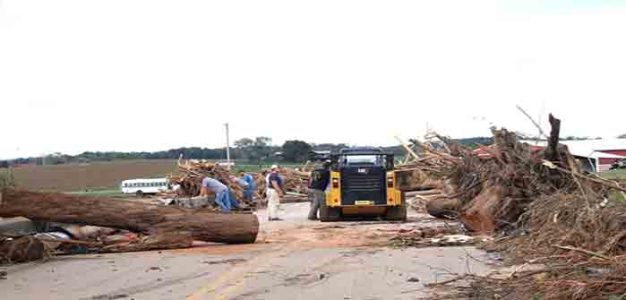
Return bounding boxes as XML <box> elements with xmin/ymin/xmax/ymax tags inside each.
<box><xmin>331</xmin><ymin>147</ymin><xmax>394</xmax><ymax>170</ymax></box>
<box><xmin>332</xmin><ymin>147</ymin><xmax>394</xmax><ymax>169</ymax></box>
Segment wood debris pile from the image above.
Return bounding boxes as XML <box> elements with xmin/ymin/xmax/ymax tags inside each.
<box><xmin>168</xmin><ymin>157</ymin><xmax>311</xmax><ymax>207</ymax></box>
<box><xmin>251</xmin><ymin>168</ymin><xmax>310</xmax><ymax>198</ymax></box>
<box><xmin>388</xmin><ymin>224</ymin><xmax>467</xmax><ymax>248</ymax></box>
<box><xmin>278</xmin><ymin>168</ymin><xmax>310</xmax><ymax>194</ymax></box>
<box><xmin>168</xmin><ymin>158</ymin><xmax>249</xmax><ymax>206</ymax></box>
<box><xmin>398</xmin><ymin>114</ymin><xmax>626</xmax><ymax>299</ymax></box>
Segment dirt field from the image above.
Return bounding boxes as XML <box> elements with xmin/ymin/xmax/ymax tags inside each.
<box><xmin>8</xmin><ymin>160</ymin><xmax>177</xmax><ymax>192</ymax></box>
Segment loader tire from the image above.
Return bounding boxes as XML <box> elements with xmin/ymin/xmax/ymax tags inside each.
<box><xmin>319</xmin><ymin>202</ymin><xmax>341</xmax><ymax>222</ymax></box>
<box><xmin>385</xmin><ymin>192</ymin><xmax>407</xmax><ymax>221</ymax></box>
<box><xmin>384</xmin><ymin>205</ymin><xmax>407</xmax><ymax>221</ymax></box>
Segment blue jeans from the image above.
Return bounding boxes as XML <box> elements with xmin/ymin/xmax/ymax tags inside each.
<box><xmin>243</xmin><ymin>189</ymin><xmax>253</xmax><ymax>202</ymax></box>
<box><xmin>215</xmin><ymin>189</ymin><xmax>231</xmax><ymax>212</ymax></box>
<box><xmin>229</xmin><ymin>191</ymin><xmax>241</xmax><ymax>209</ymax></box>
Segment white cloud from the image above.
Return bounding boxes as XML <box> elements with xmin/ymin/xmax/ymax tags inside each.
<box><xmin>1</xmin><ymin>0</ymin><xmax>625</xmax><ymax>159</ymax></box>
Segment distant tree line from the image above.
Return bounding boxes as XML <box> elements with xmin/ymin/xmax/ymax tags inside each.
<box><xmin>0</xmin><ymin>136</ymin><xmax>497</xmax><ymax>168</ymax></box>
<box><xmin>561</xmin><ymin>136</ymin><xmax>602</xmax><ymax>141</ymax></box>
<box><xmin>515</xmin><ymin>133</ymin><xmax>610</xmax><ymax>142</ymax></box>
<box><xmin>0</xmin><ymin>148</ymin><xmax>241</xmax><ymax>167</ymax></box>
<box><xmin>79</xmin><ymin>147</ymin><xmax>232</xmax><ymax>161</ymax></box>
<box><xmin>453</xmin><ymin>137</ymin><xmax>493</xmax><ymax>149</ymax></box>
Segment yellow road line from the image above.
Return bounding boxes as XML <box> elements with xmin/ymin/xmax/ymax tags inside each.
<box><xmin>186</xmin><ymin>246</ymin><xmax>285</xmax><ymax>300</ymax></box>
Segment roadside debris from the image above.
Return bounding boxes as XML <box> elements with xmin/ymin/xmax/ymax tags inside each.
<box><xmin>399</xmin><ymin>114</ymin><xmax>626</xmax><ymax>299</ymax></box>
<box><xmin>392</xmin><ymin>234</ymin><xmax>482</xmax><ymax>248</ymax></box>
<box><xmin>388</xmin><ymin>225</ymin><xmax>473</xmax><ymax>248</ymax></box>
<box><xmin>168</xmin><ymin>158</ymin><xmax>252</xmax><ymax>207</ymax></box>
<box><xmin>165</xmin><ymin>157</ymin><xmax>310</xmax><ymax>209</ymax></box>
<box><xmin>0</xmin><ymin>158</ymin><xmax>314</xmax><ymax>265</ymax></box>
<box><xmin>429</xmin><ymin>234</ymin><xmax>478</xmax><ymax>247</ymax></box>
<box><xmin>251</xmin><ymin>167</ymin><xmax>310</xmax><ymax>199</ymax></box>
<box><xmin>202</xmin><ymin>258</ymin><xmax>247</xmax><ymax>265</ymax></box>
<box><xmin>0</xmin><ymin>236</ymin><xmax>47</xmax><ymax>263</ymax></box>
<box><xmin>0</xmin><ymin>188</ymin><xmax>259</xmax><ymax>245</ymax></box>
<box><xmin>0</xmin><ymin>188</ymin><xmax>259</xmax><ymax>264</ymax></box>
<box><xmin>277</xmin><ymin>168</ymin><xmax>311</xmax><ymax>194</ymax></box>
<box><xmin>99</xmin><ymin>232</ymin><xmax>193</xmax><ymax>253</ymax></box>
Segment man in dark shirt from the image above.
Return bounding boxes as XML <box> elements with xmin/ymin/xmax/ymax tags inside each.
<box><xmin>308</xmin><ymin>161</ymin><xmax>331</xmax><ymax>220</ymax></box>
<box><xmin>267</xmin><ymin>165</ymin><xmax>284</xmax><ymax>221</ymax></box>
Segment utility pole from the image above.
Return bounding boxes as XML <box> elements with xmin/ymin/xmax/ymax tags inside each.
<box><xmin>224</xmin><ymin>123</ymin><xmax>231</xmax><ymax>170</ymax></box>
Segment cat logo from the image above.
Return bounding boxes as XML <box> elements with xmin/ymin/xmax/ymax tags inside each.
<box><xmin>357</xmin><ymin>168</ymin><xmax>368</xmax><ymax>174</ymax></box>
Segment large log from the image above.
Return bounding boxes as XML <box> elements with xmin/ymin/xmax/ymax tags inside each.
<box><xmin>100</xmin><ymin>232</ymin><xmax>194</xmax><ymax>253</ymax></box>
<box><xmin>425</xmin><ymin>197</ymin><xmax>461</xmax><ymax>219</ymax></box>
<box><xmin>0</xmin><ymin>188</ymin><xmax>259</xmax><ymax>244</ymax></box>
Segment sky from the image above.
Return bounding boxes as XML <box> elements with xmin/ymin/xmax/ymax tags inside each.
<box><xmin>1</xmin><ymin>0</ymin><xmax>625</xmax><ymax>159</ymax></box>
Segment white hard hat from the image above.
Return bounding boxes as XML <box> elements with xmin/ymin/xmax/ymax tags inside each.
<box><xmin>271</xmin><ymin>164</ymin><xmax>278</xmax><ymax>169</ymax></box>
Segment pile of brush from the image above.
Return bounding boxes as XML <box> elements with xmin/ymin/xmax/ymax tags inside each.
<box><xmin>168</xmin><ymin>158</ymin><xmax>248</xmax><ymax>205</ymax></box>
<box><xmin>252</xmin><ymin>167</ymin><xmax>311</xmax><ymax>197</ymax></box>
<box><xmin>169</xmin><ymin>158</ymin><xmax>312</xmax><ymax>207</ymax></box>
<box><xmin>403</xmin><ymin>115</ymin><xmax>626</xmax><ymax>299</ymax></box>
<box><xmin>278</xmin><ymin>168</ymin><xmax>310</xmax><ymax>194</ymax></box>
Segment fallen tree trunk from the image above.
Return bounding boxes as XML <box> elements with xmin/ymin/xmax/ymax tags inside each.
<box><xmin>425</xmin><ymin>197</ymin><xmax>461</xmax><ymax>219</ymax></box>
<box><xmin>100</xmin><ymin>232</ymin><xmax>194</xmax><ymax>253</ymax></box>
<box><xmin>0</xmin><ymin>188</ymin><xmax>259</xmax><ymax>244</ymax></box>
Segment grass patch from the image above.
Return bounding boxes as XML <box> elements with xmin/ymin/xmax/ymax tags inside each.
<box><xmin>594</xmin><ymin>170</ymin><xmax>626</xmax><ymax>202</ymax></box>
<box><xmin>608</xmin><ymin>190</ymin><xmax>626</xmax><ymax>202</ymax></box>
<box><xmin>66</xmin><ymin>188</ymin><xmax>125</xmax><ymax>198</ymax></box>
<box><xmin>600</xmin><ymin>169</ymin><xmax>626</xmax><ymax>180</ymax></box>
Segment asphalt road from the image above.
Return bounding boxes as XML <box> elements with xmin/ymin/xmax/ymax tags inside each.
<box><xmin>0</xmin><ymin>203</ymin><xmax>493</xmax><ymax>300</ymax></box>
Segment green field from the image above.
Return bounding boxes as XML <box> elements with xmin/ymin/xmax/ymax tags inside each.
<box><xmin>600</xmin><ymin>169</ymin><xmax>626</xmax><ymax>180</ymax></box>
<box><xmin>598</xmin><ymin>169</ymin><xmax>626</xmax><ymax>202</ymax></box>
<box><xmin>66</xmin><ymin>188</ymin><xmax>126</xmax><ymax>197</ymax></box>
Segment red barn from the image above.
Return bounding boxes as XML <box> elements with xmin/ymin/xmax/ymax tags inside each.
<box><xmin>522</xmin><ymin>139</ymin><xmax>626</xmax><ymax>172</ymax></box>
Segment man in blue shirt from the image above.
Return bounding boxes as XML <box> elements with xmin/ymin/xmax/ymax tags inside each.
<box><xmin>200</xmin><ymin>177</ymin><xmax>231</xmax><ymax>212</ymax></box>
<box><xmin>239</xmin><ymin>170</ymin><xmax>256</xmax><ymax>203</ymax></box>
